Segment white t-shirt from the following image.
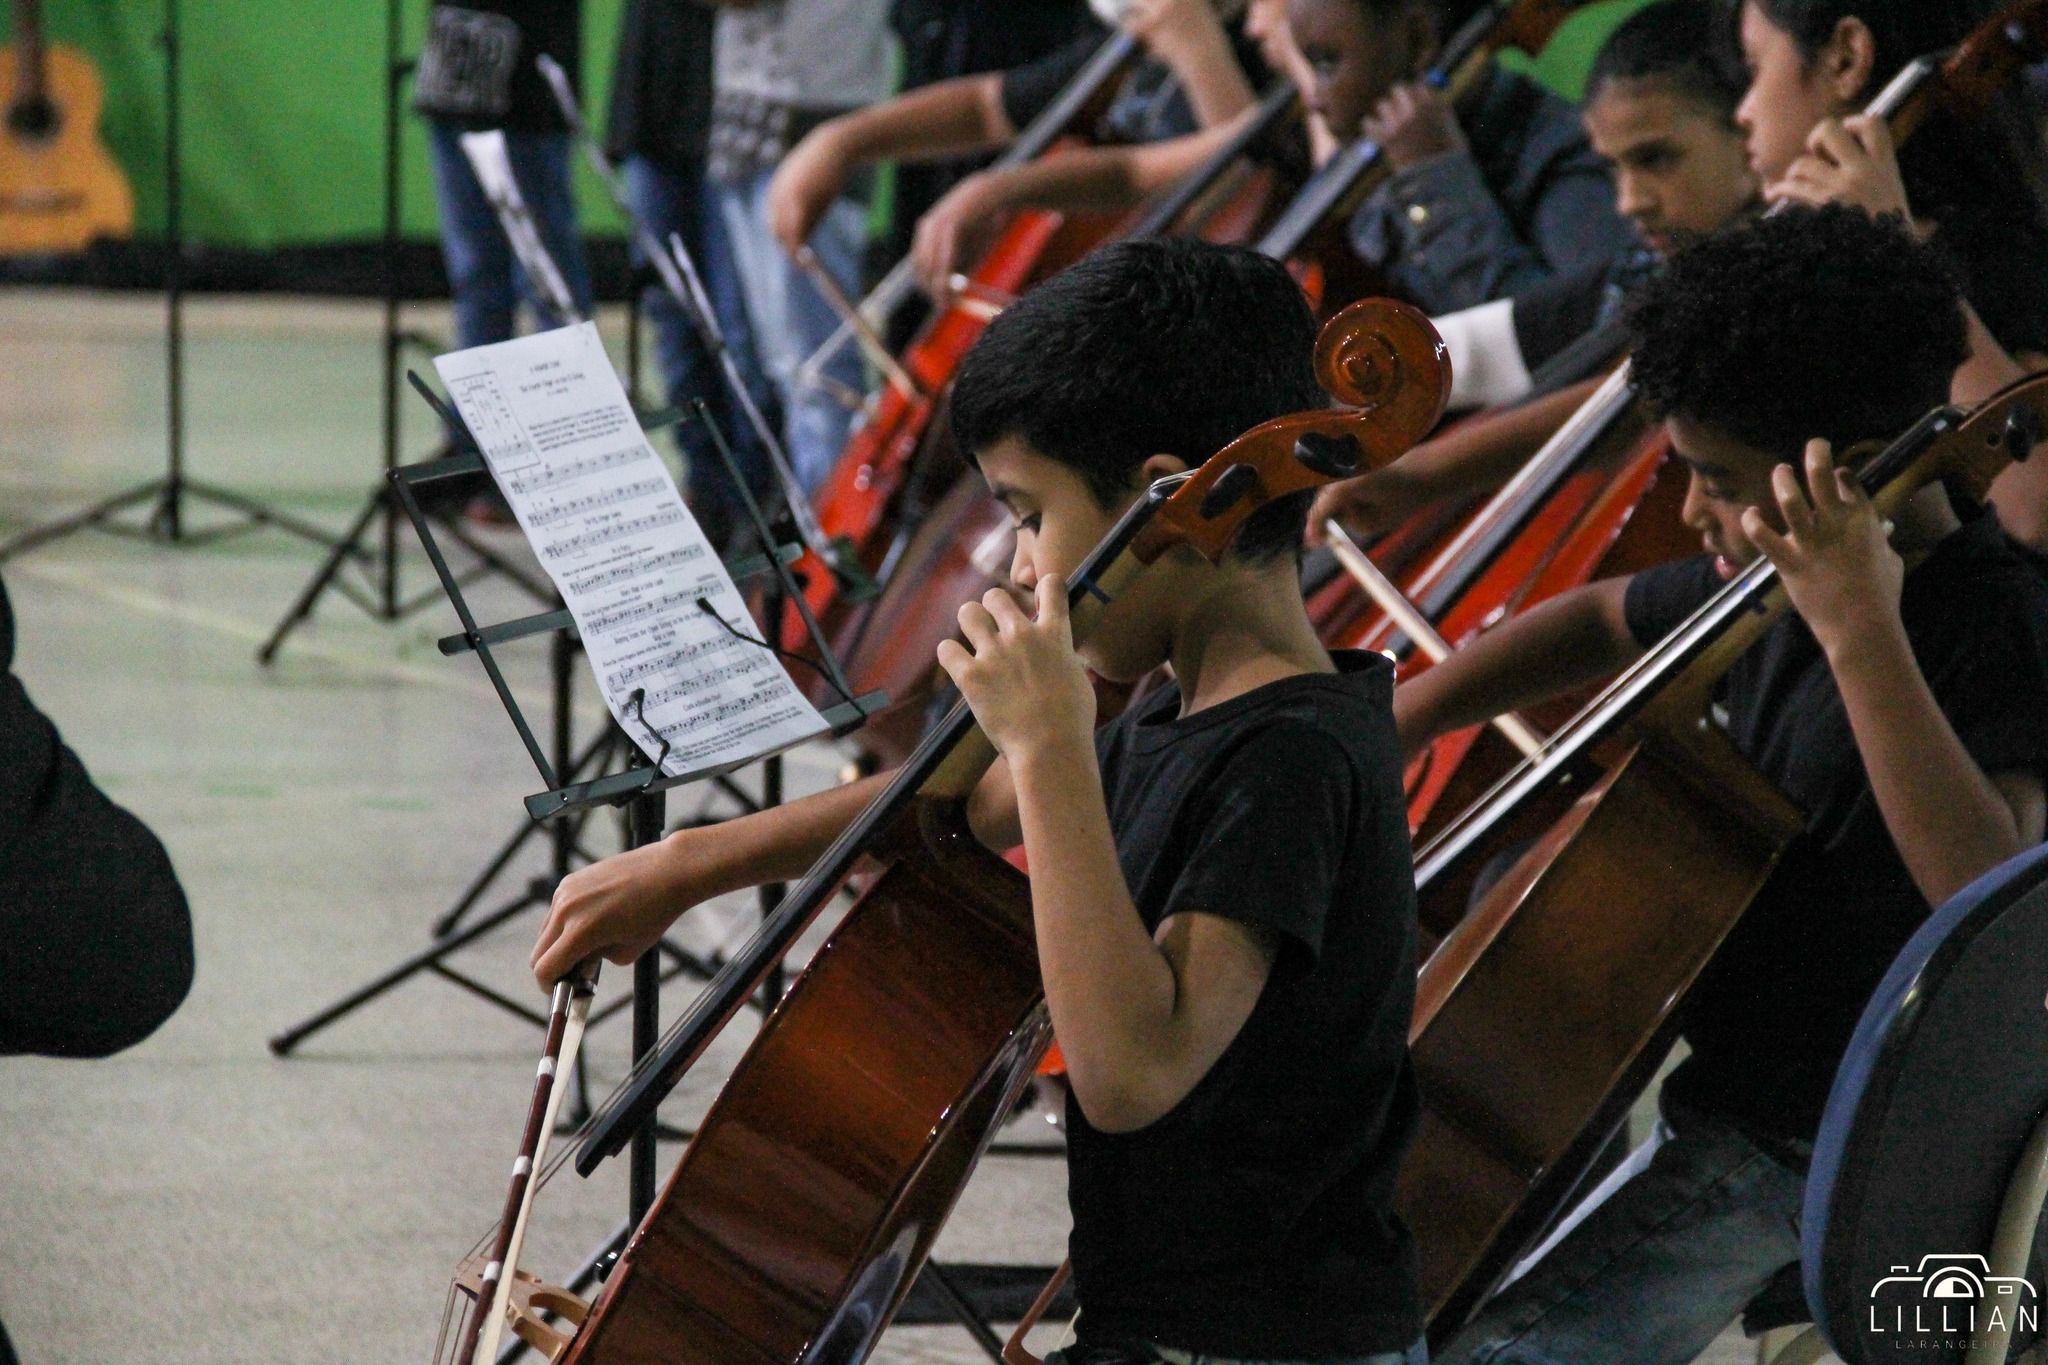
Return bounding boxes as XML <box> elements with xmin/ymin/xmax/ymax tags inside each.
<box><xmin>714</xmin><ymin>0</ymin><xmax>897</xmax><ymax>110</ymax></box>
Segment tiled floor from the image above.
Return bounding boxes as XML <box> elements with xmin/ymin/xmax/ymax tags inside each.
<box><xmin>0</xmin><ymin>290</ymin><xmax>1769</xmax><ymax>1365</ymax></box>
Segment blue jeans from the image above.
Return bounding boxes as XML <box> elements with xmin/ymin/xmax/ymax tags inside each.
<box><xmin>1435</xmin><ymin>1098</ymin><xmax>1808</xmax><ymax>1365</ymax></box>
<box><xmin>620</xmin><ymin>155</ymin><xmax>780</xmax><ymax>540</ymax></box>
<box><xmin>425</xmin><ymin>121</ymin><xmax>595</xmax><ymax>347</ymax></box>
<box><xmin>713</xmin><ymin>167</ymin><xmax>868</xmax><ymax>494</ymax></box>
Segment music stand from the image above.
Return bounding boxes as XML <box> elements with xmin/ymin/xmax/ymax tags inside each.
<box><xmin>0</xmin><ymin>0</ymin><xmax>350</xmax><ymax>565</ymax></box>
<box><xmin>268</xmin><ymin>373</ymin><xmax>881</xmax><ymax>1062</ymax></box>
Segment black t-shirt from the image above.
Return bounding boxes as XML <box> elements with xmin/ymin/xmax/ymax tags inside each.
<box><xmin>886</xmin><ymin>0</ymin><xmax>1093</xmax><ymax>254</ymax></box>
<box><xmin>605</xmin><ymin>0</ymin><xmax>714</xmax><ymax>170</ymax></box>
<box><xmin>1622</xmin><ymin>512</ymin><xmax>2048</xmax><ymax>1143</ymax></box>
<box><xmin>1069</xmin><ymin>652</ymin><xmax>1423</xmax><ymax>1359</ymax></box>
<box><xmin>895</xmin><ymin>0</ymin><xmax>1092</xmax><ymax>92</ymax></box>
<box><xmin>1929</xmin><ymin>204</ymin><xmax>2048</xmax><ymax>362</ymax></box>
<box><xmin>1000</xmin><ymin>24</ymin><xmax>1113</xmax><ymax>132</ymax></box>
<box><xmin>414</xmin><ymin>0</ymin><xmax>581</xmax><ymax>133</ymax></box>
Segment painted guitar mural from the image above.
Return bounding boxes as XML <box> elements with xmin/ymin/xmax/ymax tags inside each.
<box><xmin>1</xmin><ymin>0</ymin><xmax>134</xmax><ymax>254</ymax></box>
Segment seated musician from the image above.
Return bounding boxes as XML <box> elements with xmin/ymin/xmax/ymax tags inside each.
<box><xmin>535</xmin><ymin>239</ymin><xmax>1430</xmax><ymax>1365</ymax></box>
<box><xmin>1313</xmin><ymin>0</ymin><xmax>2048</xmax><ymax>549</ymax></box>
<box><xmin>765</xmin><ymin>0</ymin><xmax>1262</xmax><ymax>292</ymax></box>
<box><xmin>1405</xmin><ymin>206</ymin><xmax>2048</xmax><ymax>1365</ymax></box>
<box><xmin>887</xmin><ymin>0</ymin><xmax>1641</xmax><ymax>313</ymax></box>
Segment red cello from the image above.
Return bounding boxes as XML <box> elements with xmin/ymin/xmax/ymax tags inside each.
<box><xmin>436</xmin><ymin>300</ymin><xmax>1454</xmax><ymax>1365</ymax></box>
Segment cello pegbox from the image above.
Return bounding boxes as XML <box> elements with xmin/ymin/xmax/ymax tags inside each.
<box><xmin>453</xmin><ymin>1253</ymin><xmax>590</xmax><ymax>1363</ymax></box>
<box><xmin>1198</xmin><ymin>463</ymin><xmax>1263</xmax><ymax>521</ymax></box>
<box><xmin>2003</xmin><ymin>403</ymin><xmax>2039</xmax><ymax>464</ymax></box>
<box><xmin>1293</xmin><ymin>431</ymin><xmax>1363</xmax><ymax>480</ymax></box>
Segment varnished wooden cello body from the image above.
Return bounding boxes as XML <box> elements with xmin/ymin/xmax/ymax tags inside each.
<box><xmin>1398</xmin><ymin>371</ymin><xmax>2047</xmax><ymax>1336</ymax></box>
<box><xmin>440</xmin><ymin>300</ymin><xmax>1453</xmax><ymax>1365</ymax></box>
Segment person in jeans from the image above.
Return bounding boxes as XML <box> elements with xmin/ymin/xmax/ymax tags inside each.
<box><xmin>413</xmin><ymin>0</ymin><xmax>595</xmax><ymax>345</ymax></box>
<box><xmin>705</xmin><ymin>0</ymin><xmax>899</xmax><ymax>494</ymax></box>
<box><xmin>607</xmin><ymin>0</ymin><xmax>779</xmax><ymax>551</ymax></box>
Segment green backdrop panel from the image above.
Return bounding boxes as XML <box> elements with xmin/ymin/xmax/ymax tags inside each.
<box><xmin>2</xmin><ymin>0</ymin><xmax>1655</xmax><ymax>252</ymax></box>
<box><xmin>3</xmin><ymin>0</ymin><xmax>628</xmax><ymax>246</ymax></box>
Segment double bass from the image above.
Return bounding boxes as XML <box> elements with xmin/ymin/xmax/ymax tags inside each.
<box><xmin>435</xmin><ymin>300</ymin><xmax>1453</xmax><ymax>1365</ymax></box>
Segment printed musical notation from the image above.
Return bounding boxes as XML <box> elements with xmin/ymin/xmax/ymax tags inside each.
<box><xmin>435</xmin><ymin>323</ymin><xmax>826</xmax><ymax>776</ymax></box>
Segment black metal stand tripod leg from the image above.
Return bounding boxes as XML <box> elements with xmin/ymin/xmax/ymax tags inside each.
<box><xmin>0</xmin><ymin>0</ymin><xmax>352</xmax><ymax>567</ymax></box>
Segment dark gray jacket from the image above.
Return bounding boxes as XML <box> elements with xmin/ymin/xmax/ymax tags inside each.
<box><xmin>1349</xmin><ymin>66</ymin><xmax>1636</xmax><ymax>316</ymax></box>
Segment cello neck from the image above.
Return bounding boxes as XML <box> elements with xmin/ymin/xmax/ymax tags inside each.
<box><xmin>1255</xmin><ymin>0</ymin><xmax>1575</xmax><ymax>261</ymax></box>
<box><xmin>1401</xmin><ymin>364</ymin><xmax>1636</xmax><ymax>630</ymax></box>
<box><xmin>1132</xmin><ymin>79</ymin><xmax>1300</xmax><ymax>241</ymax></box>
<box><xmin>806</xmin><ymin>30</ymin><xmax>1143</xmax><ymax>360</ymax></box>
<box><xmin>998</xmin><ymin>30</ymin><xmax>1142</xmax><ymax>170</ymax></box>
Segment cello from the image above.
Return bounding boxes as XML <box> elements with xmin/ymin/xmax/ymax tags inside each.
<box><xmin>778</xmin><ymin>22</ymin><xmax>1208</xmax><ymax>659</ymax></box>
<box><xmin>435</xmin><ymin>300</ymin><xmax>1452</xmax><ymax>1365</ymax></box>
<box><xmin>1398</xmin><ymin>370</ymin><xmax>2047</xmax><ymax>1335</ymax></box>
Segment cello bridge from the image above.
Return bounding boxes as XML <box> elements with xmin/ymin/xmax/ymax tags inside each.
<box><xmin>453</xmin><ymin>1252</ymin><xmax>591</xmax><ymax>1362</ymax></box>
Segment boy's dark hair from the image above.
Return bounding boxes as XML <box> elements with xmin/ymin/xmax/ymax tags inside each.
<box><xmin>1586</xmin><ymin>0</ymin><xmax>1747</xmax><ymax>120</ymax></box>
<box><xmin>1625</xmin><ymin>204</ymin><xmax>1968</xmax><ymax>457</ymax></box>
<box><xmin>950</xmin><ymin>238</ymin><xmax>1325</xmax><ymax>563</ymax></box>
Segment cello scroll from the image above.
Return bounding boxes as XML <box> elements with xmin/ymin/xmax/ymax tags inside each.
<box><xmin>1141</xmin><ymin>298</ymin><xmax>1451</xmax><ymax>562</ymax></box>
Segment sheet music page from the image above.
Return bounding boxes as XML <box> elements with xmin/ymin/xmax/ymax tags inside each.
<box><xmin>434</xmin><ymin>322</ymin><xmax>829</xmax><ymax>777</ymax></box>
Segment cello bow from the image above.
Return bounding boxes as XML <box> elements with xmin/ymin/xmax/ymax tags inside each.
<box><xmin>436</xmin><ymin>299</ymin><xmax>1449</xmax><ymax>1365</ymax></box>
